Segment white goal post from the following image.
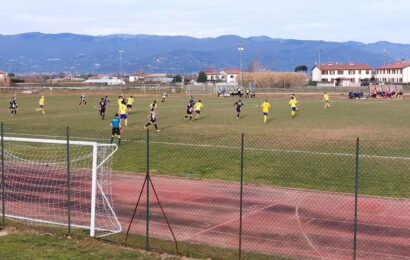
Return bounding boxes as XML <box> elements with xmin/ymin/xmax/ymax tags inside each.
<box><xmin>0</xmin><ymin>136</ymin><xmax>121</xmax><ymax>237</ymax></box>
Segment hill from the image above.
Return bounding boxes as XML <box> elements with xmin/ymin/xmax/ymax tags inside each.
<box><xmin>1</xmin><ymin>33</ymin><xmax>409</xmax><ymax>74</ymax></box>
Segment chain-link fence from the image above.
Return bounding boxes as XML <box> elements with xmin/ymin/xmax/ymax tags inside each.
<box><xmin>1</xmin><ymin>124</ymin><xmax>410</xmax><ymax>259</ymax></box>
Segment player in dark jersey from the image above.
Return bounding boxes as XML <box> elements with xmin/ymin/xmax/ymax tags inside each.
<box><xmin>9</xmin><ymin>96</ymin><xmax>17</xmax><ymax>116</ymax></box>
<box><xmin>99</xmin><ymin>98</ymin><xmax>107</xmax><ymax>120</ymax></box>
<box><xmin>234</xmin><ymin>99</ymin><xmax>244</xmax><ymax>119</ymax></box>
<box><xmin>184</xmin><ymin>102</ymin><xmax>194</xmax><ymax>122</ymax></box>
<box><xmin>189</xmin><ymin>95</ymin><xmax>195</xmax><ymax>105</ymax></box>
<box><xmin>144</xmin><ymin>108</ymin><xmax>160</xmax><ymax>132</ymax></box>
<box><xmin>104</xmin><ymin>96</ymin><xmax>111</xmax><ymax>106</ymax></box>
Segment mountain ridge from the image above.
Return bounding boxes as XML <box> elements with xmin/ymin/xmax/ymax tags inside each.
<box><xmin>0</xmin><ymin>33</ymin><xmax>409</xmax><ymax>74</ymax></box>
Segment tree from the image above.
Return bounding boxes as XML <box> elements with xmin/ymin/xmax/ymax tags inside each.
<box><xmin>172</xmin><ymin>74</ymin><xmax>183</xmax><ymax>83</ymax></box>
<box><xmin>197</xmin><ymin>71</ymin><xmax>207</xmax><ymax>83</ymax></box>
<box><xmin>294</xmin><ymin>65</ymin><xmax>308</xmax><ymax>73</ymax></box>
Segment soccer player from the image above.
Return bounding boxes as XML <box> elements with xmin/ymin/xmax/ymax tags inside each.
<box><xmin>150</xmin><ymin>100</ymin><xmax>158</xmax><ymax>110</ymax></box>
<box><xmin>184</xmin><ymin>102</ymin><xmax>194</xmax><ymax>122</ymax></box>
<box><xmin>9</xmin><ymin>96</ymin><xmax>17</xmax><ymax>116</ymax></box>
<box><xmin>119</xmin><ymin>100</ymin><xmax>128</xmax><ymax>127</ymax></box>
<box><xmin>144</xmin><ymin>108</ymin><xmax>160</xmax><ymax>132</ymax></box>
<box><xmin>161</xmin><ymin>92</ymin><xmax>168</xmax><ymax>103</ymax></box>
<box><xmin>99</xmin><ymin>98</ymin><xmax>107</xmax><ymax>120</ymax></box>
<box><xmin>127</xmin><ymin>96</ymin><xmax>135</xmax><ymax>111</ymax></box>
<box><xmin>261</xmin><ymin>99</ymin><xmax>271</xmax><ymax>123</ymax></box>
<box><xmin>36</xmin><ymin>96</ymin><xmax>45</xmax><ymax>115</ymax></box>
<box><xmin>110</xmin><ymin>113</ymin><xmax>121</xmax><ymax>146</ymax></box>
<box><xmin>194</xmin><ymin>99</ymin><xmax>203</xmax><ymax>120</ymax></box>
<box><xmin>104</xmin><ymin>96</ymin><xmax>111</xmax><ymax>106</ymax></box>
<box><xmin>117</xmin><ymin>95</ymin><xmax>124</xmax><ymax>107</ymax></box>
<box><xmin>234</xmin><ymin>99</ymin><xmax>244</xmax><ymax>119</ymax></box>
<box><xmin>79</xmin><ymin>94</ymin><xmax>87</xmax><ymax>106</ymax></box>
<box><xmin>289</xmin><ymin>96</ymin><xmax>298</xmax><ymax>118</ymax></box>
<box><xmin>189</xmin><ymin>95</ymin><xmax>195</xmax><ymax>105</ymax></box>
<box><xmin>323</xmin><ymin>92</ymin><xmax>331</xmax><ymax>109</ymax></box>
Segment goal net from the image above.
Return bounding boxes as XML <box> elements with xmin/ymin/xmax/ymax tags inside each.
<box><xmin>0</xmin><ymin>137</ymin><xmax>121</xmax><ymax>237</ymax></box>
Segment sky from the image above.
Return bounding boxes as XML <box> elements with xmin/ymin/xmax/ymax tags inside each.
<box><xmin>1</xmin><ymin>0</ymin><xmax>409</xmax><ymax>43</ymax></box>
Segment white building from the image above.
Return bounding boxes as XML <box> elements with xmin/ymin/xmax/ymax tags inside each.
<box><xmin>144</xmin><ymin>74</ymin><xmax>174</xmax><ymax>84</ymax></box>
<box><xmin>221</xmin><ymin>69</ymin><xmax>240</xmax><ymax>84</ymax></box>
<box><xmin>312</xmin><ymin>64</ymin><xmax>372</xmax><ymax>86</ymax></box>
<box><xmin>376</xmin><ymin>62</ymin><xmax>410</xmax><ymax>84</ymax></box>
<box><xmin>0</xmin><ymin>71</ymin><xmax>6</xmax><ymax>80</ymax></box>
<box><xmin>84</xmin><ymin>77</ymin><xmax>125</xmax><ymax>85</ymax></box>
<box><xmin>129</xmin><ymin>75</ymin><xmax>144</xmax><ymax>83</ymax></box>
<box><xmin>204</xmin><ymin>69</ymin><xmax>222</xmax><ymax>82</ymax></box>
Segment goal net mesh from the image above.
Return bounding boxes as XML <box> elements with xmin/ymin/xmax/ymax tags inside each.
<box><xmin>0</xmin><ymin>137</ymin><xmax>121</xmax><ymax>237</ymax></box>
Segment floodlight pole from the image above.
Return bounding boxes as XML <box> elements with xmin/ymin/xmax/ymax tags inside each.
<box><xmin>238</xmin><ymin>41</ymin><xmax>244</xmax><ymax>88</ymax></box>
<box><xmin>118</xmin><ymin>50</ymin><xmax>125</xmax><ymax>79</ymax></box>
<box><xmin>318</xmin><ymin>49</ymin><xmax>323</xmax><ymax>65</ymax></box>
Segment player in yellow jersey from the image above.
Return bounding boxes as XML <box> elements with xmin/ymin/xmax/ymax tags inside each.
<box><xmin>260</xmin><ymin>100</ymin><xmax>271</xmax><ymax>123</ymax></box>
<box><xmin>323</xmin><ymin>92</ymin><xmax>331</xmax><ymax>109</ymax></box>
<box><xmin>194</xmin><ymin>99</ymin><xmax>203</xmax><ymax>120</ymax></box>
<box><xmin>127</xmin><ymin>96</ymin><xmax>135</xmax><ymax>111</ymax></box>
<box><xmin>119</xmin><ymin>100</ymin><xmax>128</xmax><ymax>127</ymax></box>
<box><xmin>289</xmin><ymin>96</ymin><xmax>298</xmax><ymax>118</ymax></box>
<box><xmin>36</xmin><ymin>96</ymin><xmax>45</xmax><ymax>115</ymax></box>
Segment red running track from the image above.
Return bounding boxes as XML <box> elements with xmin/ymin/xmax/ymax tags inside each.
<box><xmin>112</xmin><ymin>173</ymin><xmax>410</xmax><ymax>260</ymax></box>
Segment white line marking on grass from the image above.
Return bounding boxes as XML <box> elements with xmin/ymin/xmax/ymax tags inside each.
<box><xmin>296</xmin><ymin>199</ymin><xmax>325</xmax><ymax>260</ymax></box>
<box><xmin>6</xmin><ymin>132</ymin><xmax>410</xmax><ymax>161</ymax></box>
<box><xmin>11</xmin><ymin>111</ymin><xmax>97</xmax><ymax>120</ymax></box>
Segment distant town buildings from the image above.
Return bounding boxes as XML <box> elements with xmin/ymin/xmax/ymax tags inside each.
<box><xmin>84</xmin><ymin>77</ymin><xmax>125</xmax><ymax>85</ymax></box>
<box><xmin>376</xmin><ymin>62</ymin><xmax>410</xmax><ymax>84</ymax></box>
<box><xmin>312</xmin><ymin>64</ymin><xmax>372</xmax><ymax>86</ymax></box>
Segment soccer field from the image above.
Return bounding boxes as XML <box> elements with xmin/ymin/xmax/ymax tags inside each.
<box><xmin>1</xmin><ymin>93</ymin><xmax>410</xmax><ymax>198</ymax></box>
<box><xmin>1</xmin><ymin>93</ymin><xmax>410</xmax><ymax>140</ymax></box>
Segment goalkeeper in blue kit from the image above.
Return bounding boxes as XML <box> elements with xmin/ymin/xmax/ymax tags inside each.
<box><xmin>110</xmin><ymin>113</ymin><xmax>121</xmax><ymax>146</ymax></box>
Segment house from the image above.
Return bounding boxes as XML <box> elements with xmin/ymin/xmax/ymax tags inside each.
<box><xmin>129</xmin><ymin>71</ymin><xmax>145</xmax><ymax>83</ymax></box>
<box><xmin>204</xmin><ymin>69</ymin><xmax>222</xmax><ymax>83</ymax></box>
<box><xmin>312</xmin><ymin>64</ymin><xmax>372</xmax><ymax>86</ymax></box>
<box><xmin>221</xmin><ymin>69</ymin><xmax>240</xmax><ymax>84</ymax></box>
<box><xmin>0</xmin><ymin>71</ymin><xmax>10</xmax><ymax>87</ymax></box>
<box><xmin>375</xmin><ymin>61</ymin><xmax>410</xmax><ymax>84</ymax></box>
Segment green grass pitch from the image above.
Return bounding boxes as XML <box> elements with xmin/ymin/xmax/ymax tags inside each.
<box><xmin>1</xmin><ymin>93</ymin><xmax>410</xmax><ymax>198</ymax></box>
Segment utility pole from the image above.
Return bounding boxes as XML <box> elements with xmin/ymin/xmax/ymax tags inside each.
<box><xmin>238</xmin><ymin>41</ymin><xmax>244</xmax><ymax>87</ymax></box>
<box><xmin>318</xmin><ymin>49</ymin><xmax>323</xmax><ymax>65</ymax></box>
<box><xmin>383</xmin><ymin>48</ymin><xmax>388</xmax><ymax>65</ymax></box>
<box><xmin>118</xmin><ymin>50</ymin><xmax>125</xmax><ymax>79</ymax></box>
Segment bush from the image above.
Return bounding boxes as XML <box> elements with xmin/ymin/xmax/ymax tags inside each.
<box><xmin>243</xmin><ymin>71</ymin><xmax>307</xmax><ymax>88</ymax></box>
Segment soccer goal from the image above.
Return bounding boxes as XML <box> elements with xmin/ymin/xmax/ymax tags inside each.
<box><xmin>0</xmin><ymin>136</ymin><xmax>121</xmax><ymax>237</ymax></box>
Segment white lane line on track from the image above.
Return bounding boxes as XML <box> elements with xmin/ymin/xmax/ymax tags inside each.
<box><xmin>179</xmin><ymin>203</ymin><xmax>278</xmax><ymax>242</ymax></box>
<box><xmin>296</xmin><ymin>199</ymin><xmax>325</xmax><ymax>260</ymax></box>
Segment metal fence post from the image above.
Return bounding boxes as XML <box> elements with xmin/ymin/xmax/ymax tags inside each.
<box><xmin>1</xmin><ymin>122</ymin><xmax>5</xmax><ymax>226</ymax></box>
<box><xmin>66</xmin><ymin>126</ymin><xmax>71</xmax><ymax>236</ymax></box>
<box><xmin>239</xmin><ymin>133</ymin><xmax>244</xmax><ymax>259</ymax></box>
<box><xmin>146</xmin><ymin>129</ymin><xmax>150</xmax><ymax>251</ymax></box>
<box><xmin>353</xmin><ymin>137</ymin><xmax>360</xmax><ymax>260</ymax></box>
